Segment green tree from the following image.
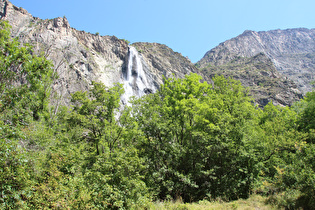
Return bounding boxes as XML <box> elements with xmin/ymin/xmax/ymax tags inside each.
<box><xmin>0</xmin><ymin>20</ymin><xmax>56</xmax><ymax>209</ymax></box>
<box><xmin>0</xmin><ymin>120</ymin><xmax>34</xmax><ymax>209</ymax></box>
<box><xmin>296</xmin><ymin>91</ymin><xmax>315</xmax><ymax>142</ymax></box>
<box><xmin>67</xmin><ymin>81</ymin><xmax>151</xmax><ymax>208</ymax></box>
<box><xmin>0</xmin><ymin>20</ymin><xmax>56</xmax><ymax>123</ymax></box>
<box><xmin>132</xmin><ymin>74</ymin><xmax>262</xmax><ymax>201</ymax></box>
<box><xmin>259</xmin><ymin>96</ymin><xmax>315</xmax><ymax>209</ymax></box>
<box><xmin>69</xmin><ymin>81</ymin><xmax>125</xmax><ymax>155</ymax></box>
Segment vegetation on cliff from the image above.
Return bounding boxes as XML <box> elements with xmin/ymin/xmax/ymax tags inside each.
<box><xmin>198</xmin><ymin>53</ymin><xmax>302</xmax><ymax>107</ymax></box>
<box><xmin>1</xmin><ymin>21</ymin><xmax>315</xmax><ymax>209</ymax></box>
<box><xmin>197</xmin><ymin>28</ymin><xmax>315</xmax><ymax>95</ymax></box>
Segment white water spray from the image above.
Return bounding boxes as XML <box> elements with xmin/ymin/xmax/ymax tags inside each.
<box><xmin>121</xmin><ymin>46</ymin><xmax>155</xmax><ymax>105</ymax></box>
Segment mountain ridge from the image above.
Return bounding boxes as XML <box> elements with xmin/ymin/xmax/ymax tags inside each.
<box><xmin>0</xmin><ymin>0</ymin><xmax>199</xmax><ymax>105</ymax></box>
<box><xmin>197</xmin><ymin>27</ymin><xmax>315</xmax><ymax>94</ymax></box>
<box><xmin>1</xmin><ymin>0</ymin><xmax>313</xmax><ymax>107</ymax></box>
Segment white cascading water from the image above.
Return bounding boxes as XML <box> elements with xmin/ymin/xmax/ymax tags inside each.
<box><xmin>121</xmin><ymin>46</ymin><xmax>154</xmax><ymax>105</ymax></box>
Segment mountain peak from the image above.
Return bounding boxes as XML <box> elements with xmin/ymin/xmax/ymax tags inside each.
<box><xmin>1</xmin><ymin>0</ymin><xmax>30</xmax><ymax>19</ymax></box>
<box><xmin>241</xmin><ymin>30</ymin><xmax>255</xmax><ymax>36</ymax></box>
<box><xmin>53</xmin><ymin>16</ymin><xmax>70</xmax><ymax>29</ymax></box>
<box><xmin>1</xmin><ymin>0</ymin><xmax>314</xmax><ymax>107</ymax></box>
<box><xmin>1</xmin><ymin>0</ymin><xmax>198</xmax><ymax>106</ymax></box>
<box><xmin>198</xmin><ymin>27</ymin><xmax>315</xmax><ymax>94</ymax></box>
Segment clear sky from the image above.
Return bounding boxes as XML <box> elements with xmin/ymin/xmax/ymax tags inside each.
<box><xmin>9</xmin><ymin>0</ymin><xmax>315</xmax><ymax>63</ymax></box>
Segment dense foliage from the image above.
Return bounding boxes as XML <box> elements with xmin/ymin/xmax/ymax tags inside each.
<box><xmin>1</xmin><ymin>20</ymin><xmax>315</xmax><ymax>209</ymax></box>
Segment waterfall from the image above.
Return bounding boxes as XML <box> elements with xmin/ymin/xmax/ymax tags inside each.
<box><xmin>121</xmin><ymin>46</ymin><xmax>154</xmax><ymax>105</ymax></box>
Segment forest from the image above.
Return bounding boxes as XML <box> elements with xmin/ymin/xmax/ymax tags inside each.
<box><xmin>1</xmin><ymin>20</ymin><xmax>315</xmax><ymax>209</ymax></box>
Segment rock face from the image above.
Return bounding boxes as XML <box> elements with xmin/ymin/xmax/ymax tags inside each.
<box><xmin>0</xmin><ymin>0</ymin><xmax>129</xmax><ymax>104</ymax></box>
<box><xmin>0</xmin><ymin>0</ymin><xmax>198</xmax><ymax>105</ymax></box>
<box><xmin>197</xmin><ymin>28</ymin><xmax>315</xmax><ymax>95</ymax></box>
<box><xmin>131</xmin><ymin>42</ymin><xmax>200</xmax><ymax>86</ymax></box>
<box><xmin>200</xmin><ymin>52</ymin><xmax>302</xmax><ymax>107</ymax></box>
<box><xmin>1</xmin><ymin>0</ymin><xmax>313</xmax><ymax>107</ymax></box>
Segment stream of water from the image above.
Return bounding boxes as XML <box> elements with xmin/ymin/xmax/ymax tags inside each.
<box><xmin>121</xmin><ymin>46</ymin><xmax>154</xmax><ymax>105</ymax></box>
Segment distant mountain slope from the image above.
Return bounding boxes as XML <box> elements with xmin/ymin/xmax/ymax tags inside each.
<box><xmin>199</xmin><ymin>53</ymin><xmax>302</xmax><ymax>107</ymax></box>
<box><xmin>0</xmin><ymin>0</ymin><xmax>311</xmax><ymax>107</ymax></box>
<box><xmin>197</xmin><ymin>28</ymin><xmax>315</xmax><ymax>94</ymax></box>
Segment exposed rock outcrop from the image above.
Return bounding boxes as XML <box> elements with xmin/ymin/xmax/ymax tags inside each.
<box><xmin>131</xmin><ymin>42</ymin><xmax>200</xmax><ymax>87</ymax></box>
<box><xmin>0</xmin><ymin>0</ymin><xmax>130</xmax><ymax>105</ymax></box>
<box><xmin>197</xmin><ymin>28</ymin><xmax>315</xmax><ymax>94</ymax></box>
<box><xmin>0</xmin><ymin>0</ymin><xmax>198</xmax><ymax>105</ymax></box>
<box><xmin>200</xmin><ymin>52</ymin><xmax>302</xmax><ymax>107</ymax></box>
<box><xmin>1</xmin><ymin>0</ymin><xmax>312</xmax><ymax>107</ymax></box>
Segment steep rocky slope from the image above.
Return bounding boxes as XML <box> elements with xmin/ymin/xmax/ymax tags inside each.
<box><xmin>0</xmin><ymin>0</ymin><xmax>129</xmax><ymax>104</ymax></box>
<box><xmin>197</xmin><ymin>28</ymin><xmax>315</xmax><ymax>94</ymax></box>
<box><xmin>200</xmin><ymin>53</ymin><xmax>302</xmax><ymax>106</ymax></box>
<box><xmin>0</xmin><ymin>0</ymin><xmax>199</xmax><ymax>105</ymax></box>
<box><xmin>1</xmin><ymin>0</ymin><xmax>312</xmax><ymax>107</ymax></box>
<box><xmin>132</xmin><ymin>42</ymin><xmax>199</xmax><ymax>86</ymax></box>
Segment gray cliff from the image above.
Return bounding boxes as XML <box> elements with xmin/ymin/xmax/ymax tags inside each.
<box><xmin>197</xmin><ymin>28</ymin><xmax>315</xmax><ymax>95</ymax></box>
<box><xmin>0</xmin><ymin>0</ymin><xmax>198</xmax><ymax>105</ymax></box>
<box><xmin>1</xmin><ymin>0</ymin><xmax>313</xmax><ymax>107</ymax></box>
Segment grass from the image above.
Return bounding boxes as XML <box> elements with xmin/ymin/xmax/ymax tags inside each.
<box><xmin>146</xmin><ymin>195</ymin><xmax>280</xmax><ymax>210</ymax></box>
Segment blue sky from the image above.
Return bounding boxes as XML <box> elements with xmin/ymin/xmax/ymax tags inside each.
<box><xmin>9</xmin><ymin>0</ymin><xmax>315</xmax><ymax>63</ymax></box>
